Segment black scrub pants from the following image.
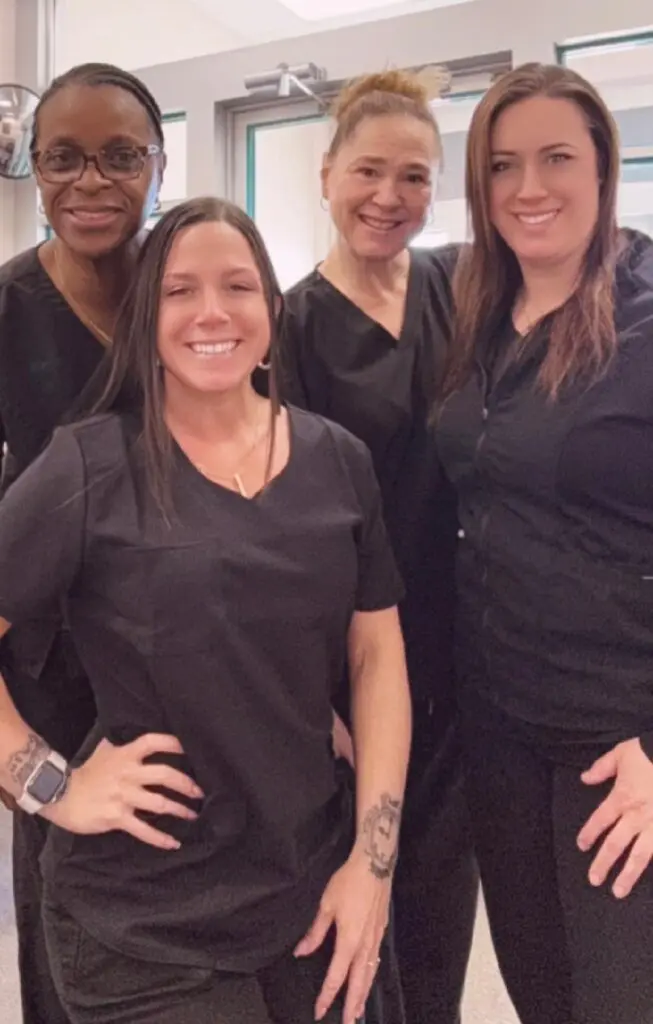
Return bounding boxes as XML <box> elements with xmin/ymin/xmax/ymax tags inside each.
<box><xmin>43</xmin><ymin>901</ymin><xmax>348</xmax><ymax>1024</ymax></box>
<box><xmin>5</xmin><ymin>633</ymin><xmax>96</xmax><ymax>1024</ymax></box>
<box><xmin>391</xmin><ymin>706</ymin><xmax>479</xmax><ymax>1024</ymax></box>
<box><xmin>462</xmin><ymin>713</ymin><xmax>653</xmax><ymax>1024</ymax></box>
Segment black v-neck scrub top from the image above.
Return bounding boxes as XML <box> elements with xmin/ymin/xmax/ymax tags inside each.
<box><xmin>280</xmin><ymin>247</ymin><xmax>459</xmax><ymax>710</ymax></box>
<box><xmin>0</xmin><ymin>246</ymin><xmax>104</xmax><ymax>754</ymax></box>
<box><xmin>0</xmin><ymin>407</ymin><xmax>403</xmax><ymax>970</ymax></box>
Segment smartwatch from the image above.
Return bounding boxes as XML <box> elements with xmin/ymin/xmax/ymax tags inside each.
<box><xmin>17</xmin><ymin>750</ymin><xmax>70</xmax><ymax>815</ymax></box>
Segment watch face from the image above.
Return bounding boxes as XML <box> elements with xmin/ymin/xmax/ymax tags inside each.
<box><xmin>27</xmin><ymin>761</ymin><xmax>65</xmax><ymax>804</ymax></box>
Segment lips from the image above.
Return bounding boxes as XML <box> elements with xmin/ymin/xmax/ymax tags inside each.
<box><xmin>514</xmin><ymin>211</ymin><xmax>559</xmax><ymax>226</ymax></box>
<box><xmin>63</xmin><ymin>207</ymin><xmax>124</xmax><ymax>228</ymax></box>
<box><xmin>187</xmin><ymin>341</ymin><xmax>239</xmax><ymax>357</ymax></box>
<box><xmin>359</xmin><ymin>213</ymin><xmax>405</xmax><ymax>232</ymax></box>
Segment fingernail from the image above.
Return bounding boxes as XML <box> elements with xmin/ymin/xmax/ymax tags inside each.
<box><xmin>186</xmin><ymin>810</ymin><xmax>198</xmax><ymax>820</ymax></box>
<box><xmin>192</xmin><ymin>785</ymin><xmax>204</xmax><ymax>797</ymax></box>
<box><xmin>167</xmin><ymin>840</ymin><xmax>181</xmax><ymax>850</ymax></box>
<box><xmin>589</xmin><ymin>872</ymin><xmax>600</xmax><ymax>886</ymax></box>
<box><xmin>613</xmin><ymin>884</ymin><xmax>626</xmax><ymax>899</ymax></box>
<box><xmin>577</xmin><ymin>838</ymin><xmax>588</xmax><ymax>851</ymax></box>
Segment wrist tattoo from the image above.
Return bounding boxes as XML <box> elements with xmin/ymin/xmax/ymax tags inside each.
<box><xmin>362</xmin><ymin>793</ymin><xmax>402</xmax><ymax>879</ymax></box>
<box><xmin>7</xmin><ymin>733</ymin><xmax>50</xmax><ymax>790</ymax></box>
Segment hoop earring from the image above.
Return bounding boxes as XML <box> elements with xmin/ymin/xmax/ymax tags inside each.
<box><xmin>258</xmin><ymin>358</ymin><xmax>271</xmax><ymax>371</ymax></box>
<box><xmin>320</xmin><ymin>196</ymin><xmax>329</xmax><ymax>211</ymax></box>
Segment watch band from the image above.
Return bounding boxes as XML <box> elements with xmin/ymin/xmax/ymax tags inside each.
<box><xmin>17</xmin><ymin>749</ymin><xmax>70</xmax><ymax>815</ymax></box>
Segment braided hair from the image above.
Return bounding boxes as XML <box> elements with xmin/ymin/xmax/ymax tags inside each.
<box><xmin>31</xmin><ymin>62</ymin><xmax>164</xmax><ymax>151</ymax></box>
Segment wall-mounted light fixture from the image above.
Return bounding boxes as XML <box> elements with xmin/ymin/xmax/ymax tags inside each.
<box><xmin>243</xmin><ymin>63</ymin><xmax>329</xmax><ymax>108</ymax></box>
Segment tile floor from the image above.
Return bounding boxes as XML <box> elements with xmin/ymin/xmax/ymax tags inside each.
<box><xmin>0</xmin><ymin>812</ymin><xmax>517</xmax><ymax>1023</ymax></box>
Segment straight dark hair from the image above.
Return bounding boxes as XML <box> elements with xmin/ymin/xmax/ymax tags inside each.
<box><xmin>95</xmin><ymin>197</ymin><xmax>282</xmax><ymax>514</ymax></box>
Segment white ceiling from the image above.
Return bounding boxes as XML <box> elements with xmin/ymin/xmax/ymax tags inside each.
<box><xmin>190</xmin><ymin>0</ymin><xmax>473</xmax><ymax>45</ymax></box>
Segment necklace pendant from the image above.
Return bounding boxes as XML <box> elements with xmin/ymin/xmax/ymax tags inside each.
<box><xmin>233</xmin><ymin>473</ymin><xmax>248</xmax><ymax>498</ymax></box>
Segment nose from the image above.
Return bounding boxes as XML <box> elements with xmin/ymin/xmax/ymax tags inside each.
<box><xmin>515</xmin><ymin>161</ymin><xmax>548</xmax><ymax>201</ymax></box>
<box><xmin>196</xmin><ymin>288</ymin><xmax>230</xmax><ymax>324</ymax></box>
<box><xmin>73</xmin><ymin>161</ymin><xmax>113</xmax><ymax>193</ymax></box>
<box><xmin>372</xmin><ymin>175</ymin><xmax>402</xmax><ymax>208</ymax></box>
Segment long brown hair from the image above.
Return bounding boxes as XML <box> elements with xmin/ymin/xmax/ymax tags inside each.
<box><xmin>96</xmin><ymin>196</ymin><xmax>282</xmax><ymax>513</ymax></box>
<box><xmin>443</xmin><ymin>62</ymin><xmax>622</xmax><ymax>400</ymax></box>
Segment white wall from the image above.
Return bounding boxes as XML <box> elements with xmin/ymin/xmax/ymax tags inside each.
<box><xmin>0</xmin><ymin>0</ymin><xmax>16</xmax><ymax>264</ymax></box>
<box><xmin>54</xmin><ymin>0</ymin><xmax>246</xmax><ymax>75</ymax></box>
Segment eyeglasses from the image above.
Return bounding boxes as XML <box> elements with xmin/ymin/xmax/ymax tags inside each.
<box><xmin>33</xmin><ymin>143</ymin><xmax>162</xmax><ymax>184</ymax></box>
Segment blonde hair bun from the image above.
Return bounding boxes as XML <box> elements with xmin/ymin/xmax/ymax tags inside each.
<box><xmin>333</xmin><ymin>67</ymin><xmax>448</xmax><ymax>122</ymax></box>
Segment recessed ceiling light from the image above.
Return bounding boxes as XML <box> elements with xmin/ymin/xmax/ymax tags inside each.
<box><xmin>280</xmin><ymin>0</ymin><xmax>407</xmax><ymax>19</ymax></box>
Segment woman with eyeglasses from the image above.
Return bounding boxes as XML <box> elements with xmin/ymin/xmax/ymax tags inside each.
<box><xmin>0</xmin><ymin>61</ymin><xmax>165</xmax><ymax>1024</ymax></box>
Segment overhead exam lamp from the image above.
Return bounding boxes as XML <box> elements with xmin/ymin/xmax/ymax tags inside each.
<box><xmin>243</xmin><ymin>63</ymin><xmax>329</xmax><ymax>109</ymax></box>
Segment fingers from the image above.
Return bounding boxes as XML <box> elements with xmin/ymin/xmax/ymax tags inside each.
<box><xmin>314</xmin><ymin>934</ymin><xmax>353</xmax><ymax>1021</ymax></box>
<box><xmin>129</xmin><ymin>786</ymin><xmax>199</xmax><ymax>822</ymax></box>
<box><xmin>122</xmin><ymin>813</ymin><xmax>182</xmax><ymax>851</ymax></box>
<box><xmin>577</xmin><ymin>795</ymin><xmax>620</xmax><ymax>852</ymax></box>
<box><xmin>581</xmin><ymin>748</ymin><xmax>619</xmax><ymax>785</ymax></box>
<box><xmin>587</xmin><ymin>814</ymin><xmax>638</xmax><ymax>887</ymax></box>
<box><xmin>130</xmin><ymin>733</ymin><xmax>185</xmax><ymax>759</ymax></box>
<box><xmin>612</xmin><ymin>827</ymin><xmax>653</xmax><ymax>898</ymax></box>
<box><xmin>294</xmin><ymin>905</ymin><xmax>334</xmax><ymax>958</ymax></box>
<box><xmin>343</xmin><ymin>950</ymin><xmax>380</xmax><ymax>1024</ymax></box>
<box><xmin>139</xmin><ymin>764</ymin><xmax>204</xmax><ymax>800</ymax></box>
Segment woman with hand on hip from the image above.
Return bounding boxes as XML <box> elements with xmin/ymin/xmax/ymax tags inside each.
<box><xmin>0</xmin><ymin>196</ymin><xmax>411</xmax><ymax>1024</ymax></box>
<box><xmin>437</xmin><ymin>62</ymin><xmax>653</xmax><ymax>1024</ymax></box>
<box><xmin>0</xmin><ymin>62</ymin><xmax>165</xmax><ymax>1024</ymax></box>
<box><xmin>278</xmin><ymin>70</ymin><xmax>478</xmax><ymax>1024</ymax></box>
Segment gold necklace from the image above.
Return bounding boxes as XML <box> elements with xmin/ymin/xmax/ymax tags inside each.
<box><xmin>52</xmin><ymin>245</ymin><xmax>113</xmax><ymax>346</ymax></box>
<box><xmin>194</xmin><ymin>415</ymin><xmax>271</xmax><ymax>498</ymax></box>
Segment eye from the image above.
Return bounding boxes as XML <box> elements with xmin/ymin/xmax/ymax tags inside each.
<box><xmin>104</xmin><ymin>146</ymin><xmax>141</xmax><ymax>171</ymax></box>
<box><xmin>491</xmin><ymin>160</ymin><xmax>511</xmax><ymax>174</ymax></box>
<box><xmin>356</xmin><ymin>166</ymin><xmax>378</xmax><ymax>178</ymax></box>
<box><xmin>406</xmin><ymin>171</ymin><xmax>429</xmax><ymax>185</ymax></box>
<box><xmin>163</xmin><ymin>286</ymin><xmax>191</xmax><ymax>298</ymax></box>
<box><xmin>549</xmin><ymin>152</ymin><xmax>572</xmax><ymax>165</ymax></box>
<box><xmin>41</xmin><ymin>147</ymin><xmax>80</xmax><ymax>170</ymax></box>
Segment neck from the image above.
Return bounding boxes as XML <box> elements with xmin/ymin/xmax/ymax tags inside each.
<box><xmin>517</xmin><ymin>252</ymin><xmax>583</xmax><ymax>319</ymax></box>
<box><xmin>164</xmin><ymin>378</ymin><xmax>265</xmax><ymax>443</ymax></box>
<box><xmin>51</xmin><ymin>234</ymin><xmax>141</xmax><ymax>312</ymax></box>
<box><xmin>323</xmin><ymin>237</ymin><xmax>410</xmax><ymax>295</ymax></box>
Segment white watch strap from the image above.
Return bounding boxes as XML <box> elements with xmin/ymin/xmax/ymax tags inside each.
<box><xmin>16</xmin><ymin>749</ymin><xmax>68</xmax><ymax>815</ymax></box>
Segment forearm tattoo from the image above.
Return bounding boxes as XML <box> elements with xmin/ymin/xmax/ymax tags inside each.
<box><xmin>362</xmin><ymin>793</ymin><xmax>402</xmax><ymax>879</ymax></box>
<box><xmin>7</xmin><ymin>732</ymin><xmax>49</xmax><ymax>790</ymax></box>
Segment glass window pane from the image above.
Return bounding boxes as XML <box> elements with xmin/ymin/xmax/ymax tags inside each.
<box><xmin>159</xmin><ymin>115</ymin><xmax>187</xmax><ymax>204</ymax></box>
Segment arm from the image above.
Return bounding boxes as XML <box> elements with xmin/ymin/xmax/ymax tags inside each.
<box><xmin>0</xmin><ymin>427</ymin><xmax>200</xmax><ymax>843</ymax></box>
<box><xmin>348</xmin><ymin>607</ymin><xmax>411</xmax><ymax>878</ymax></box>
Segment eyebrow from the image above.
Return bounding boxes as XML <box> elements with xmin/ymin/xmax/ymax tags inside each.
<box><xmin>491</xmin><ymin>142</ymin><xmax>578</xmax><ymax>156</ymax></box>
<box><xmin>352</xmin><ymin>155</ymin><xmax>431</xmax><ymax>168</ymax></box>
<box><xmin>163</xmin><ymin>266</ymin><xmax>258</xmax><ymax>281</ymax></box>
<box><xmin>41</xmin><ymin>133</ymin><xmax>144</xmax><ymax>149</ymax></box>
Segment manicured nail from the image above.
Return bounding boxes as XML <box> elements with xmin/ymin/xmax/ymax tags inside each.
<box><xmin>589</xmin><ymin>872</ymin><xmax>600</xmax><ymax>886</ymax></box>
<box><xmin>613</xmin><ymin>883</ymin><xmax>626</xmax><ymax>899</ymax></box>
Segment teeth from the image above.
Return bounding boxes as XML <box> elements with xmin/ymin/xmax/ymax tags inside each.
<box><xmin>190</xmin><ymin>342</ymin><xmax>237</xmax><ymax>355</ymax></box>
<box><xmin>517</xmin><ymin>212</ymin><xmax>557</xmax><ymax>225</ymax></box>
<box><xmin>361</xmin><ymin>216</ymin><xmax>400</xmax><ymax>230</ymax></box>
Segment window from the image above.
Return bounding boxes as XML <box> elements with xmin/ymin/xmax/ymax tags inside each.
<box><xmin>558</xmin><ymin>32</ymin><xmax>653</xmax><ymax>233</ymax></box>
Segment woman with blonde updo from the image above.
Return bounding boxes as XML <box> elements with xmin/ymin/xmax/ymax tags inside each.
<box><xmin>278</xmin><ymin>69</ymin><xmax>478</xmax><ymax>1024</ymax></box>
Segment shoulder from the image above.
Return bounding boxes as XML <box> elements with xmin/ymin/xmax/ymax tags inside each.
<box><xmin>415</xmin><ymin>242</ymin><xmax>464</xmax><ymax>281</ymax></box>
<box><xmin>289</xmin><ymin>405</ymin><xmax>372</xmax><ymax>476</ymax></box>
<box><xmin>616</xmin><ymin>231</ymin><xmax>653</xmax><ymax>339</ymax></box>
<box><xmin>0</xmin><ymin>247</ymin><xmax>42</xmax><ymax>292</ymax></box>
<box><xmin>282</xmin><ymin>269</ymin><xmax>329</xmax><ymax>322</ymax></box>
<box><xmin>62</xmin><ymin>412</ymin><xmax>135</xmax><ymax>480</ymax></box>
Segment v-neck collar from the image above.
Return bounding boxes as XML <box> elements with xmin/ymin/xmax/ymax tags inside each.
<box><xmin>313</xmin><ymin>250</ymin><xmax>424</xmax><ymax>349</ymax></box>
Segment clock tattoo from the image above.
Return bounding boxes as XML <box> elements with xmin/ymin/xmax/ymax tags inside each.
<box><xmin>362</xmin><ymin>793</ymin><xmax>402</xmax><ymax>879</ymax></box>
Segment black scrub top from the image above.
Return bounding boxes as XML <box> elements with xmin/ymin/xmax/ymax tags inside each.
<box><xmin>279</xmin><ymin>247</ymin><xmax>459</xmax><ymax>711</ymax></box>
<box><xmin>0</xmin><ymin>246</ymin><xmax>103</xmax><ymax>756</ymax></box>
<box><xmin>0</xmin><ymin>407</ymin><xmax>403</xmax><ymax>970</ymax></box>
<box><xmin>437</xmin><ymin>230</ymin><xmax>653</xmax><ymax>763</ymax></box>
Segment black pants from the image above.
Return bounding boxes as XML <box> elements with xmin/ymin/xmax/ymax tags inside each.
<box><xmin>5</xmin><ymin>631</ymin><xmax>96</xmax><ymax>1024</ymax></box>
<box><xmin>462</xmin><ymin>713</ymin><xmax>653</xmax><ymax>1024</ymax></box>
<box><xmin>43</xmin><ymin>901</ymin><xmax>347</xmax><ymax>1024</ymax></box>
<box><xmin>391</xmin><ymin>709</ymin><xmax>478</xmax><ymax>1024</ymax></box>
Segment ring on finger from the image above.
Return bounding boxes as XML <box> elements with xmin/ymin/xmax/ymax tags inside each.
<box><xmin>367</xmin><ymin>956</ymin><xmax>381</xmax><ymax>968</ymax></box>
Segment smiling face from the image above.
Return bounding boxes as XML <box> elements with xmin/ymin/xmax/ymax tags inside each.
<box><xmin>34</xmin><ymin>83</ymin><xmax>162</xmax><ymax>258</ymax></box>
<box><xmin>489</xmin><ymin>95</ymin><xmax>601</xmax><ymax>269</ymax></box>
<box><xmin>158</xmin><ymin>220</ymin><xmax>272</xmax><ymax>400</ymax></box>
<box><xmin>322</xmin><ymin>113</ymin><xmax>437</xmax><ymax>260</ymax></box>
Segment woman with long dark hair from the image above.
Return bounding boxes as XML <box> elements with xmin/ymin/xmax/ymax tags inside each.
<box><xmin>0</xmin><ymin>61</ymin><xmax>165</xmax><ymax>1024</ymax></box>
<box><xmin>0</xmin><ymin>196</ymin><xmax>411</xmax><ymax>1024</ymax></box>
<box><xmin>437</xmin><ymin>63</ymin><xmax>653</xmax><ymax>1024</ymax></box>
